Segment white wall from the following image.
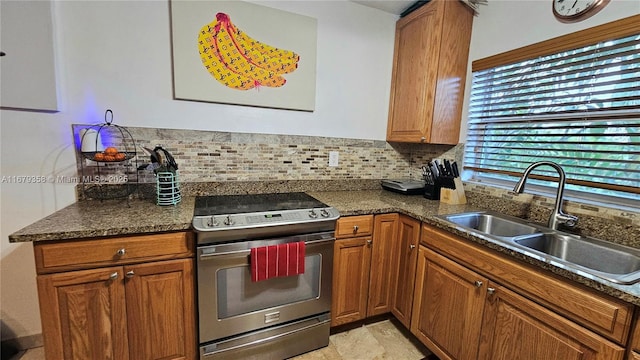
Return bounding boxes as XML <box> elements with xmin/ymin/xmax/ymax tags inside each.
<box><xmin>0</xmin><ymin>0</ymin><xmax>397</xmax><ymax>340</ymax></box>
<box><xmin>458</xmin><ymin>0</ymin><xmax>640</xmax><ymax>140</ymax></box>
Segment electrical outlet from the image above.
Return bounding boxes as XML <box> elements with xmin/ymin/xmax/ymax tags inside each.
<box><xmin>329</xmin><ymin>151</ymin><xmax>339</xmax><ymax>167</ymax></box>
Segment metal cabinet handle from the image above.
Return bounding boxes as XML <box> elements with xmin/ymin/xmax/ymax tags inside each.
<box><xmin>409</xmin><ymin>244</ymin><xmax>416</xmax><ymax>250</ymax></box>
<box><xmin>116</xmin><ymin>248</ymin><xmax>126</xmax><ymax>256</ymax></box>
<box><xmin>420</xmin><ymin>136</ymin><xmax>426</xmax><ymax>142</ymax></box>
<box><xmin>109</xmin><ymin>272</ymin><xmax>118</xmax><ymax>281</ymax></box>
<box><xmin>474</xmin><ymin>280</ymin><xmax>483</xmax><ymax>288</ymax></box>
<box><xmin>366</xmin><ymin>239</ymin><xmax>372</xmax><ymax>246</ymax></box>
<box><xmin>125</xmin><ymin>270</ymin><xmax>135</xmax><ymax>278</ymax></box>
<box><xmin>487</xmin><ymin>287</ymin><xmax>495</xmax><ymax>295</ymax></box>
<box><xmin>353</xmin><ymin>225</ymin><xmax>359</xmax><ymax>232</ymax></box>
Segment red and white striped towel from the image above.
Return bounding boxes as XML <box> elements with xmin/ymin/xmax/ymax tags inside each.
<box><xmin>250</xmin><ymin>241</ymin><xmax>306</xmax><ymax>282</ymax></box>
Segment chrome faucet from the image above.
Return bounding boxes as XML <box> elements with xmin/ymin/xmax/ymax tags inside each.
<box><xmin>513</xmin><ymin>161</ymin><xmax>578</xmax><ymax>230</ymax></box>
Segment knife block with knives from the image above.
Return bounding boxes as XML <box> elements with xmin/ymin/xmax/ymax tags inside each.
<box><xmin>422</xmin><ymin>159</ymin><xmax>466</xmax><ymax>204</ymax></box>
<box><xmin>440</xmin><ymin>178</ymin><xmax>467</xmax><ymax>204</ymax></box>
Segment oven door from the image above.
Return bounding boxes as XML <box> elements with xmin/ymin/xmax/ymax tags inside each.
<box><xmin>197</xmin><ymin>231</ymin><xmax>334</xmax><ymax>344</ymax></box>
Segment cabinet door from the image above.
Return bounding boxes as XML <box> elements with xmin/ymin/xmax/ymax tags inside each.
<box><xmin>367</xmin><ymin>213</ymin><xmax>399</xmax><ymax>316</ymax></box>
<box><xmin>124</xmin><ymin>259</ymin><xmax>196</xmax><ymax>360</ymax></box>
<box><xmin>411</xmin><ymin>247</ymin><xmax>487</xmax><ymax>360</ymax></box>
<box><xmin>391</xmin><ymin>215</ymin><xmax>420</xmax><ymax>327</ymax></box>
<box><xmin>478</xmin><ymin>283</ymin><xmax>625</xmax><ymax>360</ymax></box>
<box><xmin>387</xmin><ymin>0</ymin><xmax>442</xmax><ymax>143</ymax></box>
<box><xmin>387</xmin><ymin>0</ymin><xmax>472</xmax><ymax>144</ymax></box>
<box><xmin>331</xmin><ymin>237</ymin><xmax>372</xmax><ymax>326</ymax></box>
<box><xmin>37</xmin><ymin>267</ymin><xmax>129</xmax><ymax>360</ymax></box>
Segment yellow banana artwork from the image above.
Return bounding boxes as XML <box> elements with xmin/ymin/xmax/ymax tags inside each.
<box><xmin>198</xmin><ymin>12</ymin><xmax>300</xmax><ymax>91</ymax></box>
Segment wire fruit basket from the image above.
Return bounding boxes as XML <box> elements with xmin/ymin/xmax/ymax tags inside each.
<box><xmin>78</xmin><ymin>109</ymin><xmax>138</xmax><ymax>200</ymax></box>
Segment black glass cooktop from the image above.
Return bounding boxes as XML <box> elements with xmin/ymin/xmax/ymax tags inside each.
<box><xmin>194</xmin><ymin>192</ymin><xmax>329</xmax><ymax>216</ymax></box>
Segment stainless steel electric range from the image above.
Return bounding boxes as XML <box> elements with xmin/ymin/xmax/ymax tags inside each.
<box><xmin>192</xmin><ymin>192</ymin><xmax>340</xmax><ymax>360</ymax></box>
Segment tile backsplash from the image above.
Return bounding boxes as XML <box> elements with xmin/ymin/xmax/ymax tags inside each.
<box><xmin>73</xmin><ymin>125</ymin><xmax>461</xmax><ymax>184</ymax></box>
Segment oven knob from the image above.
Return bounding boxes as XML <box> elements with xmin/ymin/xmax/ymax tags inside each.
<box><xmin>207</xmin><ymin>216</ymin><xmax>219</xmax><ymax>227</ymax></box>
<box><xmin>308</xmin><ymin>209</ymin><xmax>318</xmax><ymax>218</ymax></box>
<box><xmin>223</xmin><ymin>215</ymin><xmax>234</xmax><ymax>226</ymax></box>
<box><xmin>320</xmin><ymin>209</ymin><xmax>330</xmax><ymax>218</ymax></box>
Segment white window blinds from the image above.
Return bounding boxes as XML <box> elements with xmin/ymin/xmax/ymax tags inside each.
<box><xmin>465</xmin><ymin>32</ymin><xmax>640</xmax><ymax>200</ymax></box>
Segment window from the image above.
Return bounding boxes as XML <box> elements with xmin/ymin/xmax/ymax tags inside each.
<box><xmin>465</xmin><ymin>16</ymin><xmax>640</xmax><ymax>206</ymax></box>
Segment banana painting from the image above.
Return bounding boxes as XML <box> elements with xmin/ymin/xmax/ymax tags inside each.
<box><xmin>198</xmin><ymin>13</ymin><xmax>300</xmax><ymax>90</ymax></box>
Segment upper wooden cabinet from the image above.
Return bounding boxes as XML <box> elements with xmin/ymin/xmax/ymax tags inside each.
<box><xmin>386</xmin><ymin>0</ymin><xmax>473</xmax><ymax>144</ymax></box>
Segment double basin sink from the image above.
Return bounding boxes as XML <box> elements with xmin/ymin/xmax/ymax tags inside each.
<box><xmin>437</xmin><ymin>211</ymin><xmax>640</xmax><ymax>285</ymax></box>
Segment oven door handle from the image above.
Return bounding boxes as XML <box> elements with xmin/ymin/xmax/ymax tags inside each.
<box><xmin>199</xmin><ymin>238</ymin><xmax>334</xmax><ymax>260</ymax></box>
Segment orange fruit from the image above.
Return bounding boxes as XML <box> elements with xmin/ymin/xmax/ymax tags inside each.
<box><xmin>93</xmin><ymin>153</ymin><xmax>105</xmax><ymax>161</ymax></box>
<box><xmin>115</xmin><ymin>152</ymin><xmax>126</xmax><ymax>161</ymax></box>
<box><xmin>104</xmin><ymin>147</ymin><xmax>118</xmax><ymax>155</ymax></box>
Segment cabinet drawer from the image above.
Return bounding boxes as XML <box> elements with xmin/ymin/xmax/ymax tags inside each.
<box><xmin>421</xmin><ymin>223</ymin><xmax>633</xmax><ymax>345</ymax></box>
<box><xmin>335</xmin><ymin>215</ymin><xmax>374</xmax><ymax>238</ymax></box>
<box><xmin>34</xmin><ymin>232</ymin><xmax>194</xmax><ymax>274</ymax></box>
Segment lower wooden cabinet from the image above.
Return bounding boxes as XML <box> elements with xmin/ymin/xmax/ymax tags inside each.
<box><xmin>331</xmin><ymin>235</ymin><xmax>372</xmax><ymax>326</ymax></box>
<box><xmin>627</xmin><ymin>311</ymin><xmax>640</xmax><ymax>360</ymax></box>
<box><xmin>124</xmin><ymin>259</ymin><xmax>195</xmax><ymax>359</ymax></box>
<box><xmin>411</xmin><ymin>246</ymin><xmax>487</xmax><ymax>360</ymax></box>
<box><xmin>332</xmin><ymin>213</ymin><xmax>400</xmax><ymax>326</ymax></box>
<box><xmin>390</xmin><ymin>214</ymin><xmax>420</xmax><ymax>328</ymax></box>
<box><xmin>367</xmin><ymin>213</ymin><xmax>399</xmax><ymax>316</ymax></box>
<box><xmin>413</xmin><ymin>245</ymin><xmax>626</xmax><ymax>360</ymax></box>
<box><xmin>478</xmin><ymin>282</ymin><xmax>624</xmax><ymax>360</ymax></box>
<box><xmin>37</xmin><ymin>266</ymin><xmax>130</xmax><ymax>360</ymax></box>
<box><xmin>332</xmin><ymin>215</ymin><xmax>375</xmax><ymax>326</ymax></box>
<box><xmin>34</xmin><ymin>232</ymin><xmax>196</xmax><ymax>360</ymax></box>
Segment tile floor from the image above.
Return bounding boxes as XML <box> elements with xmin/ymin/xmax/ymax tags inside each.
<box><xmin>15</xmin><ymin>319</ymin><xmax>435</xmax><ymax>360</ymax></box>
<box><xmin>292</xmin><ymin>319</ymin><xmax>434</xmax><ymax>360</ymax></box>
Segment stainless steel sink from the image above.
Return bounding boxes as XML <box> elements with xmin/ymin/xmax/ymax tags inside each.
<box><xmin>514</xmin><ymin>233</ymin><xmax>640</xmax><ymax>282</ymax></box>
<box><xmin>440</xmin><ymin>211</ymin><xmax>540</xmax><ymax>238</ymax></box>
<box><xmin>437</xmin><ymin>211</ymin><xmax>640</xmax><ymax>285</ymax></box>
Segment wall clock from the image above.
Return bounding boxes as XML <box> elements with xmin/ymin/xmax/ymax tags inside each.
<box><xmin>552</xmin><ymin>0</ymin><xmax>611</xmax><ymax>23</ymax></box>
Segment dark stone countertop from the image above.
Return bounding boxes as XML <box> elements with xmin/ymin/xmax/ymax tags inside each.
<box><xmin>8</xmin><ymin>190</ymin><xmax>640</xmax><ymax>306</ymax></box>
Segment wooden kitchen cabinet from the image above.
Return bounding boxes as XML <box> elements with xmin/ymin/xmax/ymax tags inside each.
<box><xmin>478</xmin><ymin>282</ymin><xmax>624</xmax><ymax>360</ymax></box>
<box><xmin>390</xmin><ymin>214</ymin><xmax>420</xmax><ymax>328</ymax></box>
<box><xmin>626</xmin><ymin>311</ymin><xmax>640</xmax><ymax>359</ymax></box>
<box><xmin>411</xmin><ymin>246</ymin><xmax>487</xmax><ymax>360</ymax></box>
<box><xmin>331</xmin><ymin>214</ymin><xmax>400</xmax><ymax>326</ymax></box>
<box><xmin>415</xmin><ymin>223</ymin><xmax>630</xmax><ymax>360</ymax></box>
<box><xmin>35</xmin><ymin>232</ymin><xmax>196</xmax><ymax>360</ymax></box>
<box><xmin>386</xmin><ymin>0</ymin><xmax>473</xmax><ymax>144</ymax></box>
<box><xmin>368</xmin><ymin>213</ymin><xmax>399</xmax><ymax>316</ymax></box>
<box><xmin>421</xmin><ymin>223</ymin><xmax>633</xmax><ymax>345</ymax></box>
<box><xmin>332</xmin><ymin>215</ymin><xmax>374</xmax><ymax>326</ymax></box>
<box><xmin>331</xmin><ymin>234</ymin><xmax>372</xmax><ymax>326</ymax></box>
<box><xmin>37</xmin><ymin>266</ymin><xmax>130</xmax><ymax>360</ymax></box>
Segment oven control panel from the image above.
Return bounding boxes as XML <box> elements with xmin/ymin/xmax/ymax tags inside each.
<box><xmin>192</xmin><ymin>207</ymin><xmax>340</xmax><ymax>233</ymax></box>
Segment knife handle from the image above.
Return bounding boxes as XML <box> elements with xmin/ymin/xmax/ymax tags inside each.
<box><xmin>452</xmin><ymin>162</ymin><xmax>460</xmax><ymax>178</ymax></box>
